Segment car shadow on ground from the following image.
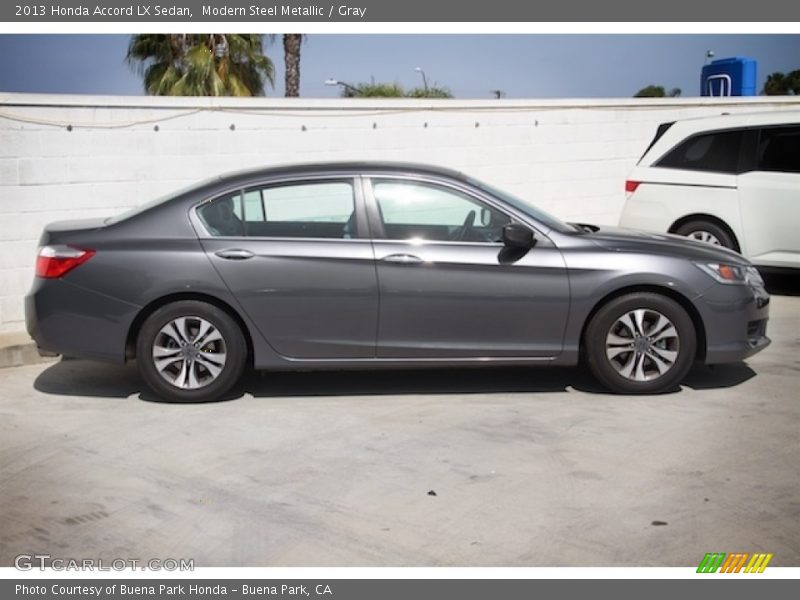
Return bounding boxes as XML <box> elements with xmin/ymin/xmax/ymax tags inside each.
<box><xmin>32</xmin><ymin>359</ymin><xmax>756</xmax><ymax>404</ymax></box>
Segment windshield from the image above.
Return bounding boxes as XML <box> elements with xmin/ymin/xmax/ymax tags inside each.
<box><xmin>467</xmin><ymin>177</ymin><xmax>577</xmax><ymax>234</ymax></box>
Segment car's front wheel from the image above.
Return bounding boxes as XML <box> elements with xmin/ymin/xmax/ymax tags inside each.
<box><xmin>585</xmin><ymin>293</ymin><xmax>696</xmax><ymax>394</ymax></box>
<box><xmin>136</xmin><ymin>300</ymin><xmax>246</xmax><ymax>402</ymax></box>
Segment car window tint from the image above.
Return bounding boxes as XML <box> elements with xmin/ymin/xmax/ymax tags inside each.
<box><xmin>200</xmin><ymin>181</ymin><xmax>356</xmax><ymax>239</ymax></box>
<box><xmin>262</xmin><ymin>182</ymin><xmax>353</xmax><ymax>225</ymax></box>
<box><xmin>657</xmin><ymin>129</ymin><xmax>743</xmax><ymax>173</ymax></box>
<box><xmin>242</xmin><ymin>190</ymin><xmax>265</xmax><ymax>222</ymax></box>
<box><xmin>758</xmin><ymin>126</ymin><xmax>800</xmax><ymax>173</ymax></box>
<box><xmin>197</xmin><ymin>192</ymin><xmax>245</xmax><ymax>237</ymax></box>
<box><xmin>372</xmin><ymin>180</ymin><xmax>511</xmax><ymax>243</ymax></box>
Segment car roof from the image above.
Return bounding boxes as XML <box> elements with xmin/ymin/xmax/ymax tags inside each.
<box><xmin>215</xmin><ymin>161</ymin><xmax>470</xmax><ymax>185</ymax></box>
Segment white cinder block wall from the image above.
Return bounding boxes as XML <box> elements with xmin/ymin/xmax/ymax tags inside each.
<box><xmin>2</xmin><ymin>93</ymin><xmax>799</xmax><ymax>333</ymax></box>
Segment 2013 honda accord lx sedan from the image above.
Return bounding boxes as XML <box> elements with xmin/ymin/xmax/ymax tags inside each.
<box><xmin>26</xmin><ymin>162</ymin><xmax>770</xmax><ymax>402</ymax></box>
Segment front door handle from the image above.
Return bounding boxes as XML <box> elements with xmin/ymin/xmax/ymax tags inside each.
<box><xmin>380</xmin><ymin>253</ymin><xmax>423</xmax><ymax>265</ymax></box>
<box><xmin>215</xmin><ymin>248</ymin><xmax>255</xmax><ymax>260</ymax></box>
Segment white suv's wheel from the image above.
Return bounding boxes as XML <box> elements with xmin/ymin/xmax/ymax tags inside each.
<box><xmin>675</xmin><ymin>220</ymin><xmax>736</xmax><ymax>250</ymax></box>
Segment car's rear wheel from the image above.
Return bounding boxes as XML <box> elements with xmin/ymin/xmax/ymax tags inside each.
<box><xmin>675</xmin><ymin>219</ymin><xmax>736</xmax><ymax>250</ymax></box>
<box><xmin>136</xmin><ymin>301</ymin><xmax>246</xmax><ymax>402</ymax></box>
<box><xmin>585</xmin><ymin>293</ymin><xmax>696</xmax><ymax>394</ymax></box>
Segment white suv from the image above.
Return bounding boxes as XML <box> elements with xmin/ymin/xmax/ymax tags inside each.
<box><xmin>620</xmin><ymin>111</ymin><xmax>800</xmax><ymax>270</ymax></box>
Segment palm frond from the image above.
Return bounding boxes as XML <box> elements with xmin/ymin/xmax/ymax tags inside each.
<box><xmin>126</xmin><ymin>33</ymin><xmax>275</xmax><ymax>96</ymax></box>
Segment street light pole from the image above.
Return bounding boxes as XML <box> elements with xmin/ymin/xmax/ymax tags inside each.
<box><xmin>414</xmin><ymin>67</ymin><xmax>429</xmax><ymax>93</ymax></box>
<box><xmin>324</xmin><ymin>78</ymin><xmax>359</xmax><ymax>96</ymax></box>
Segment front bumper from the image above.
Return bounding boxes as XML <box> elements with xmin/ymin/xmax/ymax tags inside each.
<box><xmin>697</xmin><ymin>279</ymin><xmax>771</xmax><ymax>364</ymax></box>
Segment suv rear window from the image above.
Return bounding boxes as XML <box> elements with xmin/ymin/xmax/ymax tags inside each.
<box><xmin>656</xmin><ymin>129</ymin><xmax>744</xmax><ymax>174</ymax></box>
<box><xmin>758</xmin><ymin>126</ymin><xmax>800</xmax><ymax>173</ymax></box>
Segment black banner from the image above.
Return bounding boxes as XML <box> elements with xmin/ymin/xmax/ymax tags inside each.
<box><xmin>5</xmin><ymin>579</ymin><xmax>800</xmax><ymax>600</ymax></box>
<box><xmin>3</xmin><ymin>0</ymin><xmax>800</xmax><ymax>22</ymax></box>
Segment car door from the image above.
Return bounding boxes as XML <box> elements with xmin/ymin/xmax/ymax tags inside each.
<box><xmin>197</xmin><ymin>176</ymin><xmax>379</xmax><ymax>359</ymax></box>
<box><xmin>738</xmin><ymin>125</ymin><xmax>800</xmax><ymax>268</ymax></box>
<box><xmin>364</xmin><ymin>175</ymin><xmax>570</xmax><ymax>358</ymax></box>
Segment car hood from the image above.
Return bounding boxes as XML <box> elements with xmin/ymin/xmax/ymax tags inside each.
<box><xmin>577</xmin><ymin>224</ymin><xmax>750</xmax><ymax>265</ymax></box>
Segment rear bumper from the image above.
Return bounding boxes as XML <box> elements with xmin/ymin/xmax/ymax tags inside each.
<box><xmin>25</xmin><ymin>277</ymin><xmax>140</xmax><ymax>363</ymax></box>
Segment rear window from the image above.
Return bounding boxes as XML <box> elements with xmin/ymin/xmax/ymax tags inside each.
<box><xmin>656</xmin><ymin>129</ymin><xmax>744</xmax><ymax>174</ymax></box>
<box><xmin>757</xmin><ymin>126</ymin><xmax>800</xmax><ymax>173</ymax></box>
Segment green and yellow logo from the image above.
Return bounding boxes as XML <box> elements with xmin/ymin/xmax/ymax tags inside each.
<box><xmin>697</xmin><ymin>552</ymin><xmax>773</xmax><ymax>573</ymax></box>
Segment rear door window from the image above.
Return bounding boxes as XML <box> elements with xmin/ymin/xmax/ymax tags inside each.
<box><xmin>656</xmin><ymin>129</ymin><xmax>744</xmax><ymax>174</ymax></box>
<box><xmin>198</xmin><ymin>180</ymin><xmax>357</xmax><ymax>239</ymax></box>
<box><xmin>757</xmin><ymin>126</ymin><xmax>800</xmax><ymax>173</ymax></box>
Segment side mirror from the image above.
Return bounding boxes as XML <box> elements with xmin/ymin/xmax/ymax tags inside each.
<box><xmin>502</xmin><ymin>223</ymin><xmax>534</xmax><ymax>248</ymax></box>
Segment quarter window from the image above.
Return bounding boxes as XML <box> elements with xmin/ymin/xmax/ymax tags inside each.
<box><xmin>371</xmin><ymin>179</ymin><xmax>512</xmax><ymax>243</ymax></box>
<box><xmin>198</xmin><ymin>180</ymin><xmax>356</xmax><ymax>239</ymax></box>
<box><xmin>198</xmin><ymin>192</ymin><xmax>245</xmax><ymax>237</ymax></box>
<box><xmin>757</xmin><ymin>126</ymin><xmax>800</xmax><ymax>173</ymax></box>
<box><xmin>657</xmin><ymin>129</ymin><xmax>744</xmax><ymax>174</ymax></box>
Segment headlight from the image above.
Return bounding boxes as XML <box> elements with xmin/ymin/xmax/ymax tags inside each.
<box><xmin>744</xmin><ymin>265</ymin><xmax>765</xmax><ymax>287</ymax></box>
<box><xmin>695</xmin><ymin>262</ymin><xmax>753</xmax><ymax>285</ymax></box>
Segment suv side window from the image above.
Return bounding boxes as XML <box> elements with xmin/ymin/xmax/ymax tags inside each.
<box><xmin>198</xmin><ymin>180</ymin><xmax>356</xmax><ymax>239</ymax></box>
<box><xmin>656</xmin><ymin>129</ymin><xmax>744</xmax><ymax>174</ymax></box>
<box><xmin>371</xmin><ymin>179</ymin><xmax>512</xmax><ymax>243</ymax></box>
<box><xmin>757</xmin><ymin>126</ymin><xmax>800</xmax><ymax>173</ymax></box>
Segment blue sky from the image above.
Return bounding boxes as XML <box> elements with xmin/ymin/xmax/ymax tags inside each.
<box><xmin>0</xmin><ymin>34</ymin><xmax>798</xmax><ymax>98</ymax></box>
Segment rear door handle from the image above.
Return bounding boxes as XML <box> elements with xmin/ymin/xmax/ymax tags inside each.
<box><xmin>215</xmin><ymin>249</ymin><xmax>255</xmax><ymax>260</ymax></box>
<box><xmin>380</xmin><ymin>253</ymin><xmax>423</xmax><ymax>264</ymax></box>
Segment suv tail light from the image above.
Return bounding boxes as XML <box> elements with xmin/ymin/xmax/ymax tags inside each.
<box><xmin>625</xmin><ymin>180</ymin><xmax>641</xmax><ymax>193</ymax></box>
<box><xmin>36</xmin><ymin>245</ymin><xmax>95</xmax><ymax>278</ymax></box>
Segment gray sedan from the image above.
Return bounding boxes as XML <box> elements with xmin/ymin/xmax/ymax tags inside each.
<box><xmin>25</xmin><ymin>162</ymin><xmax>770</xmax><ymax>402</ymax></box>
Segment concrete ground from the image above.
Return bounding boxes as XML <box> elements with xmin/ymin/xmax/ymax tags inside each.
<box><xmin>1</xmin><ymin>292</ymin><xmax>798</xmax><ymax>567</ymax></box>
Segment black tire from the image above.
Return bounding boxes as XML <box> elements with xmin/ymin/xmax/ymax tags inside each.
<box><xmin>674</xmin><ymin>219</ymin><xmax>736</xmax><ymax>250</ymax></box>
<box><xmin>585</xmin><ymin>293</ymin><xmax>696</xmax><ymax>394</ymax></box>
<box><xmin>136</xmin><ymin>300</ymin><xmax>246</xmax><ymax>403</ymax></box>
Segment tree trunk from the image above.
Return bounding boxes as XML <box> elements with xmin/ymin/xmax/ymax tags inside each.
<box><xmin>283</xmin><ymin>34</ymin><xmax>302</xmax><ymax>97</ymax></box>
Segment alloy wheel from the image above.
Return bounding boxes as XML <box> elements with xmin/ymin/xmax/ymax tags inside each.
<box><xmin>152</xmin><ymin>316</ymin><xmax>227</xmax><ymax>389</ymax></box>
<box><xmin>605</xmin><ymin>308</ymin><xmax>680</xmax><ymax>382</ymax></box>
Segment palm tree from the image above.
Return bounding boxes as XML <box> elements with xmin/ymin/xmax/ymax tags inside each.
<box><xmin>126</xmin><ymin>34</ymin><xmax>274</xmax><ymax>96</ymax></box>
<box><xmin>283</xmin><ymin>34</ymin><xmax>303</xmax><ymax>97</ymax></box>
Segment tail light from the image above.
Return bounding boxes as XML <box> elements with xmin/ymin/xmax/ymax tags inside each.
<box><xmin>625</xmin><ymin>180</ymin><xmax>641</xmax><ymax>193</ymax></box>
<box><xmin>36</xmin><ymin>245</ymin><xmax>95</xmax><ymax>278</ymax></box>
